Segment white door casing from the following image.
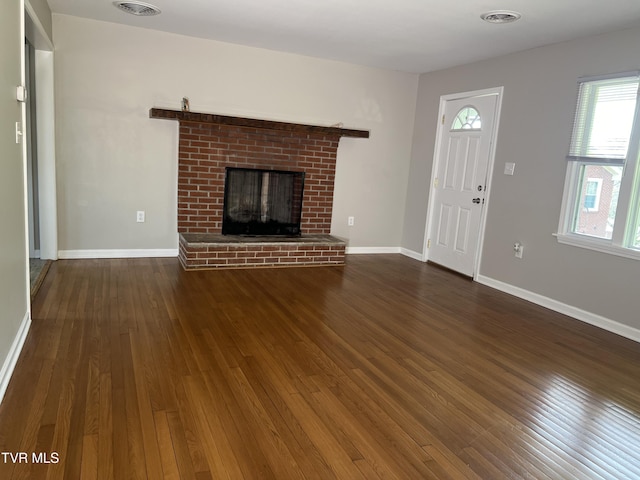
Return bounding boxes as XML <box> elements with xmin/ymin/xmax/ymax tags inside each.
<box><xmin>425</xmin><ymin>88</ymin><xmax>502</xmax><ymax>277</ymax></box>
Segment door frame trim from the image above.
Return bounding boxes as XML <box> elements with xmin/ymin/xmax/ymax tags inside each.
<box><xmin>422</xmin><ymin>86</ymin><xmax>504</xmax><ymax>279</ymax></box>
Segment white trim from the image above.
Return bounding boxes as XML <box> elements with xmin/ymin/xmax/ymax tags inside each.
<box><xmin>555</xmin><ymin>233</ymin><xmax>640</xmax><ymax>261</ymax></box>
<box><xmin>400</xmin><ymin>248</ymin><xmax>423</xmax><ymax>261</ymax></box>
<box><xmin>476</xmin><ymin>274</ymin><xmax>640</xmax><ymax>343</ymax></box>
<box><xmin>35</xmin><ymin>49</ymin><xmax>57</xmax><ymax>260</ymax></box>
<box><xmin>346</xmin><ymin>247</ymin><xmax>401</xmax><ymax>255</ymax></box>
<box><xmin>0</xmin><ymin>312</ymin><xmax>31</xmax><ymax>406</ymax></box>
<box><xmin>61</xmin><ymin>246</ymin><xmax>413</xmax><ymax>258</ymax></box>
<box><xmin>21</xmin><ymin>5</ymin><xmax>31</xmax><ymax>325</ymax></box>
<box><xmin>58</xmin><ymin>249</ymin><xmax>178</xmax><ymax>259</ymax></box>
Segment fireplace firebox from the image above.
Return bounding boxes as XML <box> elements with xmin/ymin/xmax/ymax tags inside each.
<box><xmin>222</xmin><ymin>167</ymin><xmax>305</xmax><ymax>236</ymax></box>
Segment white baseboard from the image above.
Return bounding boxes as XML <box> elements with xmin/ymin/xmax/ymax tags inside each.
<box><xmin>344</xmin><ymin>246</ymin><xmax>423</xmax><ymax>261</ymax></box>
<box><xmin>343</xmin><ymin>246</ymin><xmax>423</xmax><ymax>260</ymax></box>
<box><xmin>346</xmin><ymin>246</ymin><xmax>402</xmax><ymax>254</ymax></box>
<box><xmin>58</xmin><ymin>249</ymin><xmax>178</xmax><ymax>259</ymax></box>
<box><xmin>0</xmin><ymin>311</ymin><xmax>31</xmax><ymax>406</ymax></box>
<box><xmin>400</xmin><ymin>248</ymin><xmax>423</xmax><ymax>261</ymax></box>
<box><xmin>476</xmin><ymin>274</ymin><xmax>640</xmax><ymax>344</ymax></box>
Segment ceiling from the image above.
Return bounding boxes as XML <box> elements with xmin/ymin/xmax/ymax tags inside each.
<box><xmin>47</xmin><ymin>0</ymin><xmax>640</xmax><ymax>73</ymax></box>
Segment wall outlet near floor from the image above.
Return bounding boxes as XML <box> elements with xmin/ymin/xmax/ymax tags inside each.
<box><xmin>514</xmin><ymin>242</ymin><xmax>523</xmax><ymax>259</ymax></box>
<box><xmin>348</xmin><ymin>216</ymin><xmax>355</xmax><ymax>226</ymax></box>
<box><xmin>137</xmin><ymin>211</ymin><xmax>145</xmax><ymax>223</ymax></box>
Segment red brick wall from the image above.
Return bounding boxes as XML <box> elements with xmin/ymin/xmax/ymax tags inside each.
<box><xmin>178</xmin><ymin>236</ymin><xmax>346</xmax><ymax>270</ymax></box>
<box><xmin>177</xmin><ymin>122</ymin><xmax>340</xmax><ymax>235</ymax></box>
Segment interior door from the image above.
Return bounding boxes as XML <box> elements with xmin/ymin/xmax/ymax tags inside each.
<box><xmin>427</xmin><ymin>93</ymin><xmax>499</xmax><ymax>277</ymax></box>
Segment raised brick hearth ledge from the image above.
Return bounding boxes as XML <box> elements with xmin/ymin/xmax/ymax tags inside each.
<box><xmin>179</xmin><ymin>233</ymin><xmax>346</xmax><ymax>270</ymax></box>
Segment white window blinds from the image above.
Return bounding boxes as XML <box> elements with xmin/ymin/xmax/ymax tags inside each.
<box><xmin>567</xmin><ymin>73</ymin><xmax>640</xmax><ymax>164</ymax></box>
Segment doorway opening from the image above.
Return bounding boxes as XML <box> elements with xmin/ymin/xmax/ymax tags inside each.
<box><xmin>24</xmin><ymin>8</ymin><xmax>57</xmax><ymax>300</ymax></box>
<box><xmin>25</xmin><ymin>39</ymin><xmax>48</xmax><ymax>297</ymax></box>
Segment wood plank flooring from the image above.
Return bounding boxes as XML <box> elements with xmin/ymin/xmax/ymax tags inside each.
<box><xmin>1</xmin><ymin>255</ymin><xmax>640</xmax><ymax>479</ymax></box>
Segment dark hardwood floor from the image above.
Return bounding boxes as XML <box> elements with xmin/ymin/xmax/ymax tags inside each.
<box><xmin>1</xmin><ymin>255</ymin><xmax>640</xmax><ymax>479</ymax></box>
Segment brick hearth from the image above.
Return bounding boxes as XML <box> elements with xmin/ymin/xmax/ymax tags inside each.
<box><xmin>150</xmin><ymin>109</ymin><xmax>368</xmax><ymax>270</ymax></box>
<box><xmin>178</xmin><ymin>234</ymin><xmax>346</xmax><ymax>270</ymax></box>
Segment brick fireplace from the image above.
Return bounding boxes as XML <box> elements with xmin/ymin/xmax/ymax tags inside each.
<box><xmin>150</xmin><ymin>108</ymin><xmax>368</xmax><ymax>270</ymax></box>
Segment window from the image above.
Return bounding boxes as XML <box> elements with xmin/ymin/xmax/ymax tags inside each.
<box><xmin>572</xmin><ymin>170</ymin><xmax>619</xmax><ymax>239</ymax></box>
<box><xmin>558</xmin><ymin>72</ymin><xmax>640</xmax><ymax>259</ymax></box>
<box><xmin>451</xmin><ymin>106</ymin><xmax>481</xmax><ymax>130</ymax></box>
<box><xmin>583</xmin><ymin>178</ymin><xmax>602</xmax><ymax>210</ymax></box>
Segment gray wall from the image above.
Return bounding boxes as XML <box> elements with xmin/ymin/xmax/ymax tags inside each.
<box><xmin>404</xmin><ymin>26</ymin><xmax>640</xmax><ymax>330</ymax></box>
<box><xmin>0</xmin><ymin>0</ymin><xmax>28</xmax><ymax>396</ymax></box>
<box><xmin>1</xmin><ymin>0</ymin><xmax>53</xmax><ymax>403</ymax></box>
<box><xmin>26</xmin><ymin>0</ymin><xmax>53</xmax><ymax>45</ymax></box>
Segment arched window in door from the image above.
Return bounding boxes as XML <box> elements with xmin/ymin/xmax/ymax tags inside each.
<box><xmin>451</xmin><ymin>106</ymin><xmax>481</xmax><ymax>131</ymax></box>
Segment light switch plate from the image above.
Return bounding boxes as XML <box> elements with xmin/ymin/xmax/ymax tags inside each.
<box><xmin>504</xmin><ymin>162</ymin><xmax>515</xmax><ymax>176</ymax></box>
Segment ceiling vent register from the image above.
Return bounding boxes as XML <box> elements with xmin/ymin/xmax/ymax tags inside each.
<box><xmin>113</xmin><ymin>1</ymin><xmax>161</xmax><ymax>16</ymax></box>
<box><xmin>480</xmin><ymin>10</ymin><xmax>522</xmax><ymax>24</ymax></box>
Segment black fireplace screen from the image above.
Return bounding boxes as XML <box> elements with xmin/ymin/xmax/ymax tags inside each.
<box><xmin>222</xmin><ymin>167</ymin><xmax>305</xmax><ymax>236</ymax></box>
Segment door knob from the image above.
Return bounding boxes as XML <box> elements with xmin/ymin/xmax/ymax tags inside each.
<box><xmin>472</xmin><ymin>198</ymin><xmax>481</xmax><ymax>204</ymax></box>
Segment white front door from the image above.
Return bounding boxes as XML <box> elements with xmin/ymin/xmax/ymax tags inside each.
<box><xmin>426</xmin><ymin>92</ymin><xmax>500</xmax><ymax>277</ymax></box>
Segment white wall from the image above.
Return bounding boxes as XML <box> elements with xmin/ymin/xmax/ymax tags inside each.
<box><xmin>53</xmin><ymin>14</ymin><xmax>418</xmax><ymax>255</ymax></box>
<box><xmin>404</xmin><ymin>26</ymin><xmax>640</xmax><ymax>335</ymax></box>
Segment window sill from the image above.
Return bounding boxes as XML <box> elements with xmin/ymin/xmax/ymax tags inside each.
<box><xmin>555</xmin><ymin>233</ymin><xmax>640</xmax><ymax>261</ymax></box>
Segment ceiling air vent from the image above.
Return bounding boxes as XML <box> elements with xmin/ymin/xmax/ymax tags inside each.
<box><xmin>113</xmin><ymin>1</ymin><xmax>161</xmax><ymax>16</ymax></box>
<box><xmin>481</xmin><ymin>10</ymin><xmax>521</xmax><ymax>24</ymax></box>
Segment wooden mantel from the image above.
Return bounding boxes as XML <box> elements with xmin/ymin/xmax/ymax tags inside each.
<box><xmin>149</xmin><ymin>108</ymin><xmax>370</xmax><ymax>139</ymax></box>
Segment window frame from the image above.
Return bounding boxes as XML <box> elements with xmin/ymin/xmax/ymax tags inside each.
<box><xmin>557</xmin><ymin>72</ymin><xmax>640</xmax><ymax>261</ymax></box>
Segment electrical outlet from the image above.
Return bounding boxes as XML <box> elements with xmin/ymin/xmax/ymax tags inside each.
<box><xmin>348</xmin><ymin>216</ymin><xmax>355</xmax><ymax>226</ymax></box>
<box><xmin>514</xmin><ymin>242</ymin><xmax>523</xmax><ymax>259</ymax></box>
<box><xmin>137</xmin><ymin>211</ymin><xmax>145</xmax><ymax>223</ymax></box>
